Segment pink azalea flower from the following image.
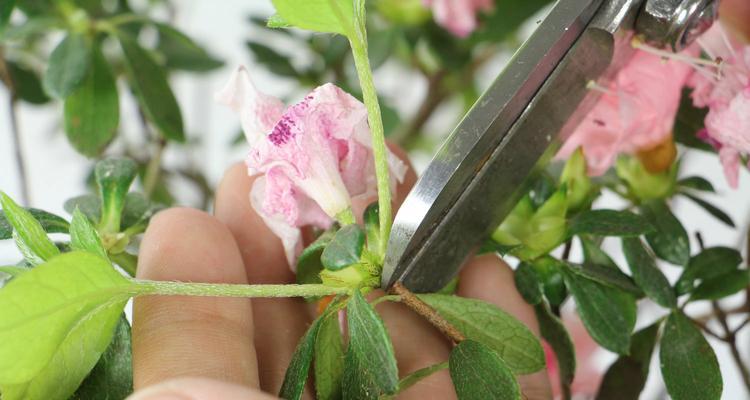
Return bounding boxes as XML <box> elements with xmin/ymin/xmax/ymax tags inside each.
<box><xmin>687</xmin><ymin>24</ymin><xmax>750</xmax><ymax>188</ymax></box>
<box><xmin>557</xmin><ymin>47</ymin><xmax>694</xmax><ymax>176</ymax></box>
<box><xmin>217</xmin><ymin>66</ymin><xmax>407</xmax><ymax>266</ymax></box>
<box><xmin>422</xmin><ymin>0</ymin><xmax>493</xmax><ymax>38</ymax></box>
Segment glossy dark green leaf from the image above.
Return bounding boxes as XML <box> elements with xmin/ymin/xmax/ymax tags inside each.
<box><xmin>279</xmin><ymin>315</ymin><xmax>322</xmax><ymax>400</ymax></box>
<box><xmin>514</xmin><ymin>262</ymin><xmax>543</xmax><ymax>305</ymax></box>
<box><xmin>297</xmin><ymin>231</ymin><xmax>334</xmax><ymax>284</ymax></box>
<box><xmin>532</xmin><ymin>258</ymin><xmax>567</xmax><ymax>307</ymax></box>
<box><xmin>0</xmin><ymin>192</ymin><xmax>59</xmax><ymax>264</ymax></box>
<box><xmin>673</xmin><ymin>90</ymin><xmax>712</xmax><ymax>152</ymax></box>
<box><xmin>681</xmin><ymin>193</ymin><xmax>735</xmax><ymax>227</ymax></box>
<box><xmin>156</xmin><ymin>23</ymin><xmax>223</xmax><ymax>72</ymax></box>
<box><xmin>70</xmin><ymin>208</ymin><xmax>107</xmax><ymax>259</ymax></box>
<box><xmin>64</xmin><ymin>45</ymin><xmax>119</xmax><ymax>157</ymax></box>
<box><xmin>449</xmin><ymin>340</ymin><xmax>520</xmax><ymax>400</ymax></box>
<box><xmin>0</xmin><ymin>207</ymin><xmax>69</xmax><ymax>240</ymax></box>
<box><xmin>580</xmin><ymin>237</ymin><xmax>618</xmax><ymax>269</ymax></box>
<box><xmin>569</xmin><ymin>210</ymin><xmax>654</xmax><ymax>237</ymax></box>
<box><xmin>622</xmin><ymin>238</ymin><xmax>676</xmax><ymax>308</ymax></box>
<box><xmin>246</xmin><ymin>41</ymin><xmax>297</xmax><ymax>77</ymax></box>
<box><xmin>562</xmin><ymin>269</ymin><xmax>636</xmax><ymax>354</ymax></box>
<box><xmin>342</xmin><ymin>290</ymin><xmax>398</xmax><ymax>399</ymax></box>
<box><xmin>71</xmin><ymin>315</ymin><xmax>133</xmax><ymax>400</ymax></box>
<box><xmin>117</xmin><ymin>32</ymin><xmax>185</xmax><ymax>141</ymax></box>
<box><xmin>565</xmin><ymin>262</ymin><xmax>642</xmax><ymax>296</ymax></box>
<box><xmin>363</xmin><ymin>203</ymin><xmax>380</xmax><ymax>254</ymax></box>
<box><xmin>418</xmin><ymin>294</ymin><xmax>545</xmax><ymax>374</ymax></box>
<box><xmin>43</xmin><ymin>33</ymin><xmax>90</xmax><ymax>98</ymax></box>
<box><xmin>660</xmin><ymin>311</ymin><xmax>722</xmax><ymax>400</ymax></box>
<box><xmin>5</xmin><ymin>61</ymin><xmax>50</xmax><ymax>104</ymax></box>
<box><xmin>535</xmin><ymin>302</ymin><xmax>575</xmax><ymax>395</ymax></box>
<box><xmin>640</xmin><ymin>200</ymin><xmax>690</xmax><ymax>266</ymax></box>
<box><xmin>321</xmin><ymin>225</ymin><xmax>365</xmax><ymax>271</ymax></box>
<box><xmin>676</xmin><ymin>247</ymin><xmax>743</xmax><ymax>294</ymax></box>
<box><xmin>120</xmin><ymin>192</ymin><xmax>162</xmax><ymax>232</ymax></box>
<box><xmin>678</xmin><ymin>176</ymin><xmax>714</xmax><ymax>192</ymax></box>
<box><xmin>690</xmin><ymin>270</ymin><xmax>750</xmax><ymax>301</ymax></box>
<box><xmin>315</xmin><ymin>309</ymin><xmax>344</xmax><ymax>400</ymax></box>
<box><xmin>95</xmin><ymin>158</ymin><xmax>137</xmax><ymax>233</ymax></box>
<box><xmin>64</xmin><ymin>194</ymin><xmax>101</xmax><ymax>223</ymax></box>
<box><xmin>596</xmin><ymin>322</ymin><xmax>660</xmax><ymax>400</ymax></box>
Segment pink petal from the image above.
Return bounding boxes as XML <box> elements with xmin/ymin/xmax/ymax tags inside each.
<box><xmin>249</xmin><ymin>177</ymin><xmax>303</xmax><ymax>267</ymax></box>
<box><xmin>719</xmin><ymin>147</ymin><xmax>741</xmax><ymax>189</ymax></box>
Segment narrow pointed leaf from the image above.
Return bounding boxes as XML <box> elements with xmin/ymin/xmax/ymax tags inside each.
<box><xmin>622</xmin><ymin>238</ymin><xmax>676</xmax><ymax>308</ymax></box>
<box><xmin>596</xmin><ymin>322</ymin><xmax>659</xmax><ymax>400</ymax></box>
<box><xmin>535</xmin><ymin>302</ymin><xmax>575</xmax><ymax>394</ymax></box>
<box><xmin>690</xmin><ymin>270</ymin><xmax>750</xmax><ymax>301</ymax></box>
<box><xmin>514</xmin><ymin>262</ymin><xmax>543</xmax><ymax>305</ymax></box>
<box><xmin>1</xmin><ymin>207</ymin><xmax>69</xmax><ymax>240</ymax></box>
<box><xmin>640</xmin><ymin>200</ymin><xmax>690</xmax><ymax>266</ymax></box>
<box><xmin>418</xmin><ymin>294</ymin><xmax>545</xmax><ymax>374</ymax></box>
<box><xmin>156</xmin><ymin>23</ymin><xmax>223</xmax><ymax>72</ymax></box>
<box><xmin>0</xmin><ymin>192</ymin><xmax>59</xmax><ymax>263</ymax></box>
<box><xmin>315</xmin><ymin>309</ymin><xmax>345</xmax><ymax>400</ymax></box>
<box><xmin>569</xmin><ymin>210</ymin><xmax>654</xmax><ymax>237</ymax></box>
<box><xmin>677</xmin><ymin>247</ymin><xmax>743</xmax><ymax>294</ymax></box>
<box><xmin>660</xmin><ymin>311</ymin><xmax>722</xmax><ymax>400</ymax></box>
<box><xmin>678</xmin><ymin>176</ymin><xmax>714</xmax><ymax>192</ymax></box>
<box><xmin>564</xmin><ymin>261</ymin><xmax>642</xmax><ymax>296</ymax></box>
<box><xmin>681</xmin><ymin>193</ymin><xmax>735</xmax><ymax>227</ymax></box>
<box><xmin>449</xmin><ymin>340</ymin><xmax>520</xmax><ymax>400</ymax></box>
<box><xmin>43</xmin><ymin>33</ymin><xmax>90</xmax><ymax>98</ymax></box>
<box><xmin>70</xmin><ymin>208</ymin><xmax>107</xmax><ymax>259</ymax></box>
<box><xmin>279</xmin><ymin>316</ymin><xmax>323</xmax><ymax>400</ymax></box>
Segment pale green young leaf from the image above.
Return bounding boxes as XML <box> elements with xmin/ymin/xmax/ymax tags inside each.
<box><xmin>418</xmin><ymin>294</ymin><xmax>545</xmax><ymax>374</ymax></box>
<box><xmin>270</xmin><ymin>0</ymin><xmax>355</xmax><ymax>37</ymax></box>
<box><xmin>70</xmin><ymin>208</ymin><xmax>107</xmax><ymax>259</ymax></box>
<box><xmin>343</xmin><ymin>290</ymin><xmax>398</xmax><ymax>399</ymax></box>
<box><xmin>315</xmin><ymin>309</ymin><xmax>344</xmax><ymax>400</ymax></box>
<box><xmin>64</xmin><ymin>45</ymin><xmax>120</xmax><ymax>157</ymax></box>
<box><xmin>0</xmin><ymin>252</ymin><xmax>137</xmax><ymax>399</ymax></box>
<box><xmin>42</xmin><ymin>33</ymin><xmax>90</xmax><ymax>98</ymax></box>
<box><xmin>449</xmin><ymin>340</ymin><xmax>520</xmax><ymax>400</ymax></box>
<box><xmin>660</xmin><ymin>311</ymin><xmax>722</xmax><ymax>400</ymax></box>
<box><xmin>267</xmin><ymin>13</ymin><xmax>291</xmax><ymax>28</ymax></box>
<box><xmin>0</xmin><ymin>192</ymin><xmax>59</xmax><ymax>263</ymax></box>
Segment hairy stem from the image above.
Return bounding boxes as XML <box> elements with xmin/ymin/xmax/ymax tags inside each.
<box><xmin>390</xmin><ymin>282</ymin><xmax>465</xmax><ymax>344</ymax></box>
<box><xmin>135</xmin><ymin>280</ymin><xmax>351</xmax><ymax>298</ymax></box>
<box><xmin>350</xmin><ymin>38</ymin><xmax>392</xmax><ymax>257</ymax></box>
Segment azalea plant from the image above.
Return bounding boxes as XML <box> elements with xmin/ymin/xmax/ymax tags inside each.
<box><xmin>1</xmin><ymin>0</ymin><xmax>749</xmax><ymax>400</ymax></box>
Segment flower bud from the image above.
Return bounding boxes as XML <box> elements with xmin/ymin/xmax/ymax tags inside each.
<box><xmin>559</xmin><ymin>148</ymin><xmax>593</xmax><ymax>211</ymax></box>
<box><xmin>616</xmin><ymin>156</ymin><xmax>677</xmax><ymax>200</ymax></box>
<box><xmin>636</xmin><ymin>135</ymin><xmax>677</xmax><ymax>174</ymax></box>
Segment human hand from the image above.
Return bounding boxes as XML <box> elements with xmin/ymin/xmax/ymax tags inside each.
<box><xmin>126</xmin><ymin>150</ymin><xmax>552</xmax><ymax>400</ymax></box>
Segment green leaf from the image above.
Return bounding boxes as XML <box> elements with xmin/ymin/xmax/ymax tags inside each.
<box><xmin>690</xmin><ymin>270</ymin><xmax>750</xmax><ymax>301</ymax></box>
<box><xmin>681</xmin><ymin>193</ymin><xmax>735</xmax><ymax>227</ymax></box>
<box><xmin>535</xmin><ymin>302</ymin><xmax>575</xmax><ymax>395</ymax></box>
<box><xmin>267</xmin><ymin>13</ymin><xmax>292</xmax><ymax>28</ymax></box>
<box><xmin>596</xmin><ymin>322</ymin><xmax>660</xmax><ymax>400</ymax></box>
<box><xmin>673</xmin><ymin>90</ymin><xmax>712</xmax><ymax>152</ymax></box>
<box><xmin>0</xmin><ymin>192</ymin><xmax>59</xmax><ymax>263</ymax></box>
<box><xmin>270</xmin><ymin>0</ymin><xmax>355</xmax><ymax>36</ymax></box>
<box><xmin>315</xmin><ymin>309</ymin><xmax>344</xmax><ymax>400</ymax></box>
<box><xmin>0</xmin><ymin>207</ymin><xmax>69</xmax><ymax>240</ymax></box>
<box><xmin>621</xmin><ymin>238</ymin><xmax>677</xmax><ymax>308</ymax></box>
<box><xmin>660</xmin><ymin>311</ymin><xmax>722</xmax><ymax>400</ymax></box>
<box><xmin>117</xmin><ymin>32</ymin><xmax>185</xmax><ymax>141</ymax></box>
<box><xmin>121</xmin><ymin>192</ymin><xmax>162</xmax><ymax>232</ymax></box>
<box><xmin>562</xmin><ymin>269</ymin><xmax>636</xmax><ymax>354</ymax></box>
<box><xmin>42</xmin><ymin>33</ymin><xmax>90</xmax><ymax>99</ymax></box>
<box><xmin>514</xmin><ymin>262</ymin><xmax>543</xmax><ymax>305</ymax></box>
<box><xmin>321</xmin><ymin>225</ymin><xmax>365</xmax><ymax>271</ymax></box>
<box><xmin>418</xmin><ymin>294</ymin><xmax>545</xmax><ymax>374</ymax></box>
<box><xmin>95</xmin><ymin>158</ymin><xmax>137</xmax><ymax>233</ymax></box>
<box><xmin>156</xmin><ymin>23</ymin><xmax>223</xmax><ymax>72</ymax></box>
<box><xmin>246</xmin><ymin>41</ymin><xmax>297</xmax><ymax>77</ymax></box>
<box><xmin>640</xmin><ymin>200</ymin><xmax>690</xmax><ymax>266</ymax></box>
<box><xmin>70</xmin><ymin>208</ymin><xmax>107</xmax><ymax>258</ymax></box>
<box><xmin>569</xmin><ymin>210</ymin><xmax>654</xmax><ymax>237</ymax></box>
<box><xmin>363</xmin><ymin>203</ymin><xmax>381</xmax><ymax>255</ymax></box>
<box><xmin>0</xmin><ymin>252</ymin><xmax>136</xmax><ymax>399</ymax></box>
<box><xmin>65</xmin><ymin>194</ymin><xmax>101</xmax><ymax>223</ymax></box>
<box><xmin>342</xmin><ymin>290</ymin><xmax>398</xmax><ymax>399</ymax></box>
<box><xmin>449</xmin><ymin>340</ymin><xmax>520</xmax><ymax>400</ymax></box>
<box><xmin>676</xmin><ymin>247</ymin><xmax>742</xmax><ymax>295</ymax></box>
<box><xmin>565</xmin><ymin>262</ymin><xmax>642</xmax><ymax>297</ymax></box>
<box><xmin>580</xmin><ymin>237</ymin><xmax>618</xmax><ymax>270</ymax></box>
<box><xmin>297</xmin><ymin>231</ymin><xmax>334</xmax><ymax>285</ymax></box>
<box><xmin>63</xmin><ymin>45</ymin><xmax>119</xmax><ymax>157</ymax></box>
<box><xmin>71</xmin><ymin>315</ymin><xmax>133</xmax><ymax>400</ymax></box>
<box><xmin>5</xmin><ymin>61</ymin><xmax>50</xmax><ymax>104</ymax></box>
<box><xmin>678</xmin><ymin>176</ymin><xmax>714</xmax><ymax>192</ymax></box>
<box><xmin>279</xmin><ymin>316</ymin><xmax>323</xmax><ymax>400</ymax></box>
<box><xmin>0</xmin><ymin>0</ymin><xmax>15</xmax><ymax>32</ymax></box>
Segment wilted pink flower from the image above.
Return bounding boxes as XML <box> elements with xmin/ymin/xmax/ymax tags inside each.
<box><xmin>557</xmin><ymin>47</ymin><xmax>694</xmax><ymax>175</ymax></box>
<box><xmin>422</xmin><ymin>0</ymin><xmax>493</xmax><ymax>38</ymax></box>
<box><xmin>687</xmin><ymin>24</ymin><xmax>750</xmax><ymax>188</ymax></box>
<box><xmin>217</xmin><ymin>66</ymin><xmax>407</xmax><ymax>266</ymax></box>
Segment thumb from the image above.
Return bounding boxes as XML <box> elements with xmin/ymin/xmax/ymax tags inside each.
<box><xmin>127</xmin><ymin>377</ymin><xmax>277</xmax><ymax>400</ymax></box>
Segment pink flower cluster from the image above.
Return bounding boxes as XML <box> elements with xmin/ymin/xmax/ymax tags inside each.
<box><xmin>422</xmin><ymin>0</ymin><xmax>493</xmax><ymax>38</ymax></box>
<box><xmin>217</xmin><ymin>67</ymin><xmax>406</xmax><ymax>266</ymax></box>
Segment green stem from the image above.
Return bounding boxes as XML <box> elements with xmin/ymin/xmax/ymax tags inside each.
<box><xmin>134</xmin><ymin>279</ymin><xmax>351</xmax><ymax>298</ymax></box>
<box><xmin>336</xmin><ymin>208</ymin><xmax>356</xmax><ymax>226</ymax></box>
<box><xmin>350</xmin><ymin>38</ymin><xmax>392</xmax><ymax>257</ymax></box>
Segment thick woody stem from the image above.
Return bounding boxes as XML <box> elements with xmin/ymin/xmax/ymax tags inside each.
<box><xmin>390</xmin><ymin>282</ymin><xmax>466</xmax><ymax>344</ymax></box>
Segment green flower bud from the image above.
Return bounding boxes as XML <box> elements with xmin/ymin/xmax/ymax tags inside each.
<box><xmin>560</xmin><ymin>148</ymin><xmax>592</xmax><ymax>211</ymax></box>
<box><xmin>320</xmin><ymin>263</ymin><xmax>377</xmax><ymax>289</ymax></box>
<box><xmin>376</xmin><ymin>0</ymin><xmax>431</xmax><ymax>26</ymax></box>
<box><xmin>616</xmin><ymin>156</ymin><xmax>677</xmax><ymax>201</ymax></box>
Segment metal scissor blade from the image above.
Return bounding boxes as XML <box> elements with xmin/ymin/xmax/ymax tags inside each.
<box><xmin>382</xmin><ymin>0</ymin><xmax>642</xmax><ymax>292</ymax></box>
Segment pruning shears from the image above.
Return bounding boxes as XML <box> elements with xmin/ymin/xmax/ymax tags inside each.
<box><xmin>382</xmin><ymin>0</ymin><xmax>720</xmax><ymax>292</ymax></box>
